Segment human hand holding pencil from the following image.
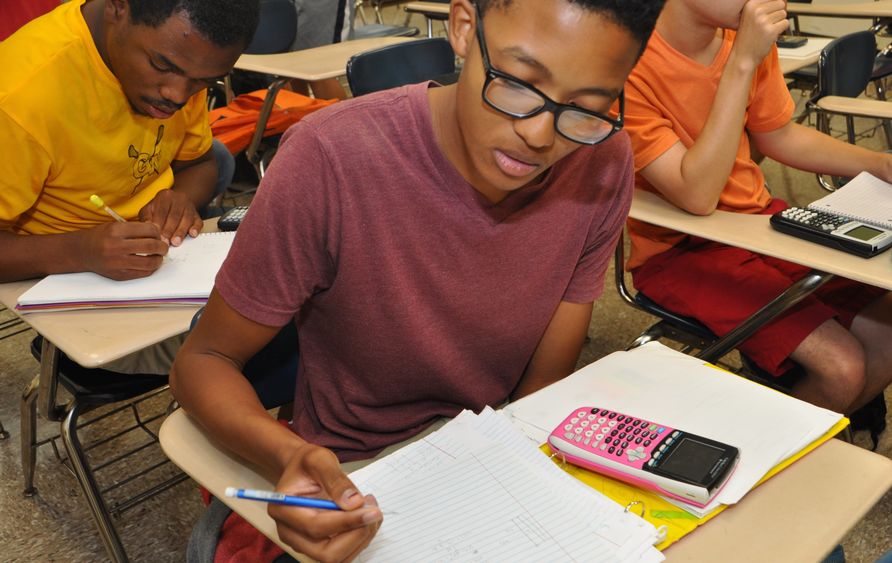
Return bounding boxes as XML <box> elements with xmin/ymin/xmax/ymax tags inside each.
<box><xmin>79</xmin><ymin>194</ymin><xmax>168</xmax><ymax>281</ymax></box>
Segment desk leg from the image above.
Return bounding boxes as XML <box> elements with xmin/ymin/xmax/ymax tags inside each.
<box><xmin>20</xmin><ymin>375</ymin><xmax>39</xmax><ymax>496</ymax></box>
<box><xmin>245</xmin><ymin>78</ymin><xmax>288</xmax><ymax>180</ymax></box>
<box><xmin>62</xmin><ymin>402</ymin><xmax>130</xmax><ymax>563</ymax></box>
<box><xmin>696</xmin><ymin>270</ymin><xmax>833</xmax><ymax>363</ymax></box>
<box><xmin>426</xmin><ymin>17</ymin><xmax>434</xmax><ymax>37</ymax></box>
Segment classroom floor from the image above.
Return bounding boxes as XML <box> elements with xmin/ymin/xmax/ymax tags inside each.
<box><xmin>2</xmin><ymin>8</ymin><xmax>892</xmax><ymax>561</ymax></box>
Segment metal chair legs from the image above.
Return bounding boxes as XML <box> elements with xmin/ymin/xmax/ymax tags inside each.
<box><xmin>62</xmin><ymin>401</ymin><xmax>129</xmax><ymax>563</ymax></box>
<box><xmin>21</xmin><ymin>375</ymin><xmax>40</xmax><ymax>496</ymax></box>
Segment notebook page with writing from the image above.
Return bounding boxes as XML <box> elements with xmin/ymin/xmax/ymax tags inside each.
<box><xmin>807</xmin><ymin>171</ymin><xmax>892</xmax><ymax>228</ymax></box>
<box><xmin>350</xmin><ymin>409</ymin><xmax>663</xmax><ymax>563</ymax></box>
<box><xmin>16</xmin><ymin>231</ymin><xmax>235</xmax><ymax>311</ymax></box>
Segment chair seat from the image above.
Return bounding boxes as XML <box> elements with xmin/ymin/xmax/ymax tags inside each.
<box><xmin>633</xmin><ymin>293</ymin><xmax>716</xmax><ymax>341</ymax></box>
<box><xmin>353</xmin><ymin>23</ymin><xmax>419</xmax><ymax>39</ymax></box>
<box><xmin>30</xmin><ymin>337</ymin><xmax>166</xmax><ymax>405</ymax></box>
<box><xmin>816</xmin><ymin>95</ymin><xmax>892</xmax><ymax>119</ymax></box>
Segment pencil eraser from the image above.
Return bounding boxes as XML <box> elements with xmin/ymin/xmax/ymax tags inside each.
<box><xmin>224</xmin><ymin>487</ymin><xmax>237</xmax><ymax>498</ymax></box>
<box><xmin>89</xmin><ymin>194</ymin><xmax>104</xmax><ymax>208</ymax></box>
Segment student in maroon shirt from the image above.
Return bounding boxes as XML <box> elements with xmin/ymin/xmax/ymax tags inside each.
<box><xmin>171</xmin><ymin>0</ymin><xmax>666</xmax><ymax>560</ymax></box>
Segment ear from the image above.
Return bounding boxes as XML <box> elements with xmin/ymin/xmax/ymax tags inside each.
<box><xmin>447</xmin><ymin>0</ymin><xmax>477</xmax><ymax>59</ymax></box>
<box><xmin>106</xmin><ymin>0</ymin><xmax>129</xmax><ymax>23</ymax></box>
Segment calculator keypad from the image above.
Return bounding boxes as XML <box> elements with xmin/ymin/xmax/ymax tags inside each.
<box><xmin>557</xmin><ymin>407</ymin><xmax>677</xmax><ymax>468</ymax></box>
<box><xmin>778</xmin><ymin>207</ymin><xmax>848</xmax><ymax>231</ymax></box>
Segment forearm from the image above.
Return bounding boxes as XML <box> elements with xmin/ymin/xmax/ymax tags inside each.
<box><xmin>170</xmin><ymin>353</ymin><xmax>306</xmax><ymax>482</ymax></box>
<box><xmin>170</xmin><ymin>155</ymin><xmax>217</xmax><ymax>209</ymax></box>
<box><xmin>0</xmin><ymin>230</ymin><xmax>86</xmax><ymax>282</ymax></box>
<box><xmin>757</xmin><ymin>122</ymin><xmax>892</xmax><ymax>180</ymax></box>
<box><xmin>673</xmin><ymin>59</ymin><xmax>758</xmax><ymax>213</ymax></box>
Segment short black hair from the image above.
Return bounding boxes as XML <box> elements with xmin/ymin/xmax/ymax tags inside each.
<box><xmin>477</xmin><ymin>0</ymin><xmax>665</xmax><ymax>48</ymax></box>
<box><xmin>128</xmin><ymin>0</ymin><xmax>260</xmax><ymax>48</ymax></box>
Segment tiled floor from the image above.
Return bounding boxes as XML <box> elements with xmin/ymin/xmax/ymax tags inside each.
<box><xmin>2</xmin><ymin>7</ymin><xmax>892</xmax><ymax>561</ymax></box>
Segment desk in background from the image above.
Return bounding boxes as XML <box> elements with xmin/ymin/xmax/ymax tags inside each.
<box><xmin>628</xmin><ymin>190</ymin><xmax>892</xmax><ymax>361</ymax></box>
<box><xmin>0</xmin><ymin>218</ymin><xmax>218</xmax><ymax>563</ymax></box>
<box><xmin>233</xmin><ymin>36</ymin><xmax>416</xmax><ymax>177</ymax></box>
<box><xmin>778</xmin><ymin>37</ymin><xmax>833</xmax><ymax>74</ymax></box>
<box><xmin>404</xmin><ymin>2</ymin><xmax>450</xmax><ymax>37</ymax></box>
<box><xmin>787</xmin><ymin>1</ymin><xmax>892</xmax><ymax>18</ymax></box>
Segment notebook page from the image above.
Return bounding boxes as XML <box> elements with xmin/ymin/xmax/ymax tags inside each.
<box><xmin>17</xmin><ymin>231</ymin><xmax>235</xmax><ymax>308</ymax></box>
<box><xmin>356</xmin><ymin>443</ymin><xmax>662</xmax><ymax>563</ymax></box>
<box><xmin>350</xmin><ymin>410</ymin><xmax>663</xmax><ymax>562</ymax></box>
<box><xmin>807</xmin><ymin>171</ymin><xmax>892</xmax><ymax>228</ymax></box>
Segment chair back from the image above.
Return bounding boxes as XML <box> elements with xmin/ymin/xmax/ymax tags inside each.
<box><xmin>815</xmin><ymin>30</ymin><xmax>877</xmax><ymax>99</ymax></box>
<box><xmin>245</xmin><ymin>0</ymin><xmax>298</xmax><ymax>55</ymax></box>
<box><xmin>346</xmin><ymin>37</ymin><xmax>456</xmax><ymax>97</ymax></box>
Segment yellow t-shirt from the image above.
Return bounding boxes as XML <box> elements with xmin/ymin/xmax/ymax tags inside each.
<box><xmin>0</xmin><ymin>0</ymin><xmax>212</xmax><ymax>235</ymax></box>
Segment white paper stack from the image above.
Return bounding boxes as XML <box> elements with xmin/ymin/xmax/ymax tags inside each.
<box><xmin>350</xmin><ymin>407</ymin><xmax>665</xmax><ymax>563</ymax></box>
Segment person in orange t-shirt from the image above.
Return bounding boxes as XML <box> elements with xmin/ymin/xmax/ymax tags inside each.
<box><xmin>624</xmin><ymin>0</ymin><xmax>892</xmax><ymax>415</ymax></box>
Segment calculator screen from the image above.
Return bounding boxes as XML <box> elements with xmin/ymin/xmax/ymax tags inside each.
<box><xmin>842</xmin><ymin>224</ymin><xmax>883</xmax><ymax>242</ymax></box>
<box><xmin>657</xmin><ymin>437</ymin><xmax>725</xmax><ymax>484</ymax></box>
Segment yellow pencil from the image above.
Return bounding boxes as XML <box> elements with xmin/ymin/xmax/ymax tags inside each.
<box><xmin>90</xmin><ymin>194</ymin><xmax>126</xmax><ymax>223</ymax></box>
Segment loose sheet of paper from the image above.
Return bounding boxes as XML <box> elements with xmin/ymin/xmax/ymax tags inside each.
<box><xmin>351</xmin><ymin>408</ymin><xmax>664</xmax><ymax>563</ymax></box>
<box><xmin>503</xmin><ymin>342</ymin><xmax>842</xmax><ymax>514</ymax></box>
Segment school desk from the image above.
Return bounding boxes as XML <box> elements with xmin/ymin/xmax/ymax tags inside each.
<box><xmin>232</xmin><ymin>36</ymin><xmax>416</xmax><ymax>177</ymax></box>
<box><xmin>628</xmin><ymin>189</ymin><xmax>892</xmax><ymax>361</ymax></box>
<box><xmin>778</xmin><ymin>37</ymin><xmax>834</xmax><ymax>74</ymax></box>
<box><xmin>159</xmin><ymin>395</ymin><xmax>892</xmax><ymax>562</ymax></box>
<box><xmin>787</xmin><ymin>1</ymin><xmax>892</xmax><ymax>19</ymax></box>
<box><xmin>404</xmin><ymin>2</ymin><xmax>449</xmax><ymax>37</ymax></box>
<box><xmin>0</xmin><ymin>218</ymin><xmax>219</xmax><ymax>563</ymax></box>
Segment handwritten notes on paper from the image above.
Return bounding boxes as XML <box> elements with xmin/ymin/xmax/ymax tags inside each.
<box><xmin>350</xmin><ymin>408</ymin><xmax>664</xmax><ymax>563</ymax></box>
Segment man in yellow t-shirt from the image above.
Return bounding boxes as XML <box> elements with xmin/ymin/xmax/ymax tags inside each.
<box><xmin>0</xmin><ymin>0</ymin><xmax>259</xmax><ymax>282</ymax></box>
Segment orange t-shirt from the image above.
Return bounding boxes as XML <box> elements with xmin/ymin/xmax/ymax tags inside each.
<box><xmin>623</xmin><ymin>30</ymin><xmax>795</xmax><ymax>269</ymax></box>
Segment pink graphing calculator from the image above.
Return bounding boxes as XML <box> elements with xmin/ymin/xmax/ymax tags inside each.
<box><xmin>548</xmin><ymin>406</ymin><xmax>739</xmax><ymax>507</ymax></box>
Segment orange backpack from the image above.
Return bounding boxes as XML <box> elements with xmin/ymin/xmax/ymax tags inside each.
<box><xmin>208</xmin><ymin>89</ymin><xmax>337</xmax><ymax>154</ymax></box>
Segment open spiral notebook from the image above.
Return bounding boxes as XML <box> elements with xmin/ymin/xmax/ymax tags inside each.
<box><xmin>16</xmin><ymin>231</ymin><xmax>235</xmax><ymax>312</ymax></box>
<box><xmin>806</xmin><ymin>171</ymin><xmax>892</xmax><ymax>229</ymax></box>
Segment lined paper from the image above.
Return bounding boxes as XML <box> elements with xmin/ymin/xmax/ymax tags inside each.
<box><xmin>350</xmin><ymin>408</ymin><xmax>663</xmax><ymax>563</ymax></box>
<box><xmin>808</xmin><ymin>171</ymin><xmax>892</xmax><ymax>229</ymax></box>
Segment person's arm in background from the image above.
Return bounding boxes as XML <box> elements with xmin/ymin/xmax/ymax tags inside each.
<box><xmin>639</xmin><ymin>0</ymin><xmax>788</xmax><ymax>215</ymax></box>
<box><xmin>751</xmin><ymin>121</ymin><xmax>892</xmax><ymax>182</ymax></box>
<box><xmin>170</xmin><ymin>290</ymin><xmax>383</xmax><ymax>562</ymax></box>
<box><xmin>510</xmin><ymin>300</ymin><xmax>593</xmax><ymax>400</ymax></box>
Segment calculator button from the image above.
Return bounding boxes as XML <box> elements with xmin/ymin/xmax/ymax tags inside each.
<box><xmin>617</xmin><ymin>449</ymin><xmax>624</xmax><ymax>457</ymax></box>
<box><xmin>633</xmin><ymin>428</ymin><xmax>642</xmax><ymax>435</ymax></box>
<box><xmin>595</xmin><ymin>433</ymin><xmax>604</xmax><ymax>441</ymax></box>
<box><xmin>564</xmin><ymin>424</ymin><xmax>573</xmax><ymax>431</ymax></box>
<box><xmin>608</xmin><ymin>446</ymin><xmax>615</xmax><ymax>454</ymax></box>
<box><xmin>617</xmin><ymin>423</ymin><xmax>626</xmax><ymax>431</ymax></box>
<box><xmin>610</xmin><ymin>429</ymin><xmax>618</xmax><ymax>437</ymax></box>
<box><xmin>574</xmin><ymin>434</ymin><xmax>583</xmax><ymax>443</ymax></box>
<box><xmin>577</xmin><ymin>411</ymin><xmax>587</xmax><ymax>418</ymax></box>
<box><xmin>570</xmin><ymin>417</ymin><xmax>579</xmax><ymax>424</ymax></box>
<box><xmin>598</xmin><ymin>418</ymin><xmax>607</xmax><ymax>424</ymax></box>
<box><xmin>635</xmin><ymin>437</ymin><xmax>643</xmax><ymax>444</ymax></box>
<box><xmin>650</xmin><ymin>432</ymin><xmax>659</xmax><ymax>439</ymax></box>
<box><xmin>574</xmin><ymin>427</ymin><xmax>583</xmax><ymax>435</ymax></box>
<box><xmin>580</xmin><ymin>420</ymin><xmax>589</xmax><ymax>427</ymax></box>
<box><xmin>585</xmin><ymin>430</ymin><xmax>594</xmax><ymax>437</ymax></box>
<box><xmin>648</xmin><ymin>424</ymin><xmax>657</xmax><ymax>431</ymax></box>
<box><xmin>671</xmin><ymin>431</ymin><xmax>680</xmax><ymax>439</ymax></box>
<box><xmin>621</xmin><ymin>441</ymin><xmax>629</xmax><ymax>448</ymax></box>
<box><xmin>657</xmin><ymin>427</ymin><xmax>666</xmax><ymax>434</ymax></box>
<box><xmin>619</xmin><ymin>432</ymin><xmax>627</xmax><ymax>439</ymax></box>
<box><xmin>605</xmin><ymin>437</ymin><xmax>612</xmax><ymax>445</ymax></box>
<box><xmin>608</xmin><ymin>421</ymin><xmax>617</xmax><ymax>427</ymax></box>
<box><xmin>646</xmin><ymin>459</ymin><xmax>656</xmax><ymax>468</ymax></box>
<box><xmin>644</xmin><ymin>440</ymin><xmax>651</xmax><ymax>446</ymax></box>
<box><xmin>587</xmin><ymin>414</ymin><xmax>597</xmax><ymax>421</ymax></box>
<box><xmin>600</xmin><ymin>444</ymin><xmax>607</xmax><ymax>451</ymax></box>
<box><xmin>564</xmin><ymin>432</ymin><xmax>575</xmax><ymax>440</ymax></box>
<box><xmin>584</xmin><ymin>437</ymin><xmax>591</xmax><ymax>445</ymax></box>
<box><xmin>608</xmin><ymin>413</ymin><xmax>617</xmax><ymax>419</ymax></box>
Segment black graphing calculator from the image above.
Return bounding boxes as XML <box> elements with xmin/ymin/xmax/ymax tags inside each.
<box><xmin>770</xmin><ymin>207</ymin><xmax>892</xmax><ymax>258</ymax></box>
<box><xmin>218</xmin><ymin>205</ymin><xmax>249</xmax><ymax>231</ymax></box>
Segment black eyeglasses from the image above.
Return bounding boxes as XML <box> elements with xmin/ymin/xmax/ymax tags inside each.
<box><xmin>473</xmin><ymin>3</ymin><xmax>624</xmax><ymax>145</ymax></box>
